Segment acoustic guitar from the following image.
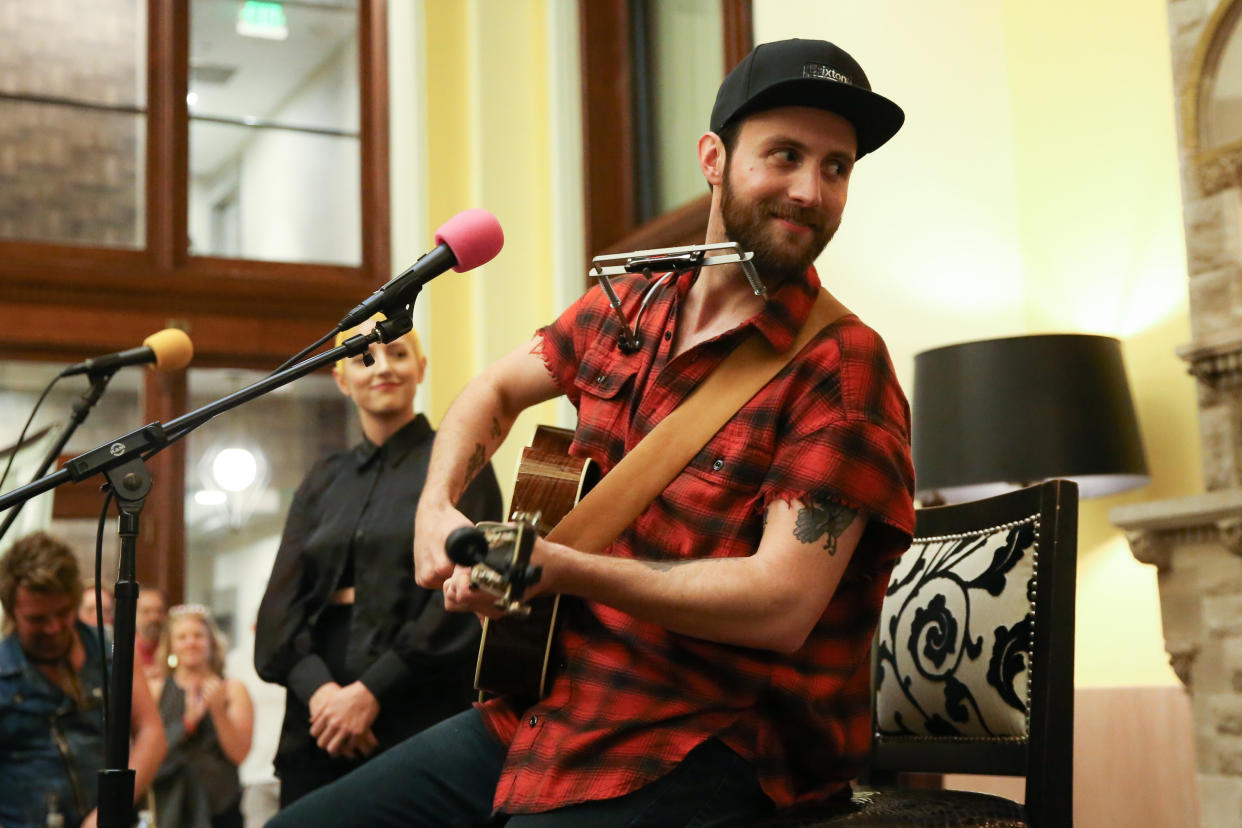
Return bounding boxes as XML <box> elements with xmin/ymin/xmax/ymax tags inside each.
<box><xmin>446</xmin><ymin>425</ymin><xmax>598</xmax><ymax>701</ymax></box>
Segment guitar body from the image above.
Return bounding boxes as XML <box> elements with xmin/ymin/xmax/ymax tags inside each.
<box><xmin>474</xmin><ymin>425</ymin><xmax>598</xmax><ymax>701</ymax></box>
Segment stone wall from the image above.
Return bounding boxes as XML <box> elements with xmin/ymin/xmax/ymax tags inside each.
<box><xmin>1173</xmin><ymin>0</ymin><xmax>1242</xmax><ymax>490</ymax></box>
<box><xmin>1113</xmin><ymin>0</ymin><xmax>1242</xmax><ymax>823</ymax></box>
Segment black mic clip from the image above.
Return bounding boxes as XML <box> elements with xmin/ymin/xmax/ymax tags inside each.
<box><xmin>339</xmin><ymin>244</ymin><xmax>455</xmax><ymax>331</ymax></box>
<box><xmin>374</xmin><ymin>307</ymin><xmax>415</xmax><ymax>343</ymax></box>
<box><xmin>336</xmin><ymin>311</ymin><xmax>414</xmax><ymax>368</ymax></box>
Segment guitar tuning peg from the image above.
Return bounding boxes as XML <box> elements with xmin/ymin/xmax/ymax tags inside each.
<box><xmin>445</xmin><ymin>525</ymin><xmax>489</xmax><ymax>566</ymax></box>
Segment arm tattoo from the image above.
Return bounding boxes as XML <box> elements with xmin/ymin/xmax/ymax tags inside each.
<box><xmin>641</xmin><ymin>559</ymin><xmax>683</xmax><ymax>572</ymax></box>
<box><xmin>793</xmin><ymin>500</ymin><xmax>858</xmax><ymax>556</ymax></box>
<box><xmin>462</xmin><ymin>443</ymin><xmax>486</xmax><ymax>493</ymax></box>
<box><xmin>490</xmin><ymin>416</ymin><xmax>502</xmax><ymax>439</ymax></box>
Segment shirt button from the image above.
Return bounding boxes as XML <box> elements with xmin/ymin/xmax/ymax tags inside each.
<box><xmin>528</xmin><ymin>715</ymin><xmax>539</xmax><ymax>728</ymax></box>
<box><xmin>712</xmin><ymin>458</ymin><xmax>724</xmax><ymax>471</ymax></box>
<box><xmin>595</xmin><ymin>374</ymin><xmax>606</xmax><ymax>384</ymax></box>
<box><xmin>663</xmin><ymin>331</ymin><xmax>672</xmax><ymax>341</ymax></box>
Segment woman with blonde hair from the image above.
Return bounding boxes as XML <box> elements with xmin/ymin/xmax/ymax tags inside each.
<box><xmin>152</xmin><ymin>604</ymin><xmax>253</xmax><ymax>828</ymax></box>
<box><xmin>254</xmin><ymin>316</ymin><xmax>503</xmax><ymax>806</ymax></box>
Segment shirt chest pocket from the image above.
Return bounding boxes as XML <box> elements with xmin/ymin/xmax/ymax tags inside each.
<box><xmin>0</xmin><ymin>683</ymin><xmax>61</xmax><ymax>739</ymax></box>
<box><xmin>636</xmin><ymin>416</ymin><xmax>774</xmax><ymax>558</ymax></box>
<box><xmin>571</xmin><ymin>339</ymin><xmax>640</xmax><ymax>460</ymax></box>
<box><xmin>676</xmin><ymin>412</ymin><xmax>774</xmax><ymax>495</ymax></box>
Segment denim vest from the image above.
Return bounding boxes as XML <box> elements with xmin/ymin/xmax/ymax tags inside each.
<box><xmin>0</xmin><ymin>621</ymin><xmax>109</xmax><ymax>828</ymax></box>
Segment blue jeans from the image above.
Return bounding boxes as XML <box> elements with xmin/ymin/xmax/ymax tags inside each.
<box><xmin>266</xmin><ymin>708</ymin><xmax>769</xmax><ymax>827</ymax></box>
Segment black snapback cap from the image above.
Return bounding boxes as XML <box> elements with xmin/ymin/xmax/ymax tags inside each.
<box><xmin>710</xmin><ymin>39</ymin><xmax>905</xmax><ymax>158</ymax></box>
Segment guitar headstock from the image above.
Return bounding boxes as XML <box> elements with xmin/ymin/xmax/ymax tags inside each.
<box><xmin>445</xmin><ymin>517</ymin><xmax>543</xmax><ymax>617</ymax></box>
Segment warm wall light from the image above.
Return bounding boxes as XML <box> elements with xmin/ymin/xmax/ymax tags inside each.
<box><xmin>194</xmin><ymin>490</ymin><xmax>227</xmax><ymax>506</ymax></box>
<box><xmin>912</xmin><ymin>334</ymin><xmax>1149</xmax><ymax>504</ymax></box>
<box><xmin>194</xmin><ymin>444</ymin><xmax>269</xmax><ymax>530</ymax></box>
<box><xmin>211</xmin><ymin>447</ymin><xmax>258</xmax><ymax>492</ymax></box>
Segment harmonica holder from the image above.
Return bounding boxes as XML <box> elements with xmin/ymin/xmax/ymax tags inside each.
<box><xmin>589</xmin><ymin>242</ymin><xmax>765</xmax><ymax>353</ymax></box>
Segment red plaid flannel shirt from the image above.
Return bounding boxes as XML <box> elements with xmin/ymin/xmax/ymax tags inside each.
<box><xmin>479</xmin><ymin>266</ymin><xmax>915</xmax><ymax>814</ymax></box>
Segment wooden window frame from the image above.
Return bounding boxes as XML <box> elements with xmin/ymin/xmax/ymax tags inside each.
<box><xmin>578</xmin><ymin>0</ymin><xmax>752</xmax><ymax>264</ymax></box>
<box><xmin>0</xmin><ymin>0</ymin><xmax>391</xmax><ymax>371</ymax></box>
<box><xmin>0</xmin><ymin>0</ymin><xmax>391</xmax><ymax>599</ymax></box>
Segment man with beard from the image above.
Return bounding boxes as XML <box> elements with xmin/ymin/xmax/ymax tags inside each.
<box><xmin>0</xmin><ymin>531</ymin><xmax>166</xmax><ymax>828</ymax></box>
<box><xmin>135</xmin><ymin>585</ymin><xmax>168</xmax><ymax>687</ymax></box>
<box><xmin>269</xmin><ymin>38</ymin><xmax>915</xmax><ymax>827</ymax></box>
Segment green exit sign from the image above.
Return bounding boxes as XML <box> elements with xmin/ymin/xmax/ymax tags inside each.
<box><xmin>237</xmin><ymin>1</ymin><xmax>288</xmax><ymax>40</ymax></box>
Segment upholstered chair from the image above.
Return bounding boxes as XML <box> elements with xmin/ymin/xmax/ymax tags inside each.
<box><xmin>753</xmin><ymin>479</ymin><xmax>1077</xmax><ymax>827</ymax></box>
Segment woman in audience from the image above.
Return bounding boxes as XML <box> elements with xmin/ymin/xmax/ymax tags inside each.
<box><xmin>152</xmin><ymin>604</ymin><xmax>254</xmax><ymax>828</ymax></box>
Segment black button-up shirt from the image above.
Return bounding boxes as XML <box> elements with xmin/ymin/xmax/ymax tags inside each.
<box><xmin>254</xmin><ymin>414</ymin><xmax>503</xmax><ymax>758</ymax></box>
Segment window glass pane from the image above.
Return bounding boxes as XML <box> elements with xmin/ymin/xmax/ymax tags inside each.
<box><xmin>189</xmin><ymin>0</ymin><xmax>361</xmax><ymax>265</ymax></box>
<box><xmin>181</xmin><ymin>367</ymin><xmax>349</xmax><ymax>786</ymax></box>
<box><xmin>0</xmin><ymin>0</ymin><xmax>146</xmax><ymax>248</ymax></box>
<box><xmin>0</xmin><ymin>101</ymin><xmax>145</xmax><ymax>248</ymax></box>
<box><xmin>188</xmin><ymin>121</ymin><xmax>360</xmax><ymax>264</ymax></box>
<box><xmin>0</xmin><ymin>361</ymin><xmax>143</xmax><ymax>585</ymax></box>
<box><xmin>643</xmin><ymin>0</ymin><xmax>724</xmax><ymax>216</ymax></box>
<box><xmin>0</xmin><ymin>0</ymin><xmax>146</xmax><ymax>106</ymax></box>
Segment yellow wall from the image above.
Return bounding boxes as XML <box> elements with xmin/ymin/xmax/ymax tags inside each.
<box><xmin>755</xmin><ymin>0</ymin><xmax>1197</xmax><ymax>686</ymax></box>
<box><xmin>421</xmin><ymin>0</ymin><xmax>559</xmax><ymax>503</ymax></box>
<box><xmin>756</xmin><ymin>1</ymin><xmax>1030</xmax><ymax>385</ymax></box>
<box><xmin>423</xmin><ymin>0</ymin><xmax>475</xmax><ymax>420</ymax></box>
<box><xmin>1002</xmin><ymin>0</ymin><xmax>1198</xmax><ymax>686</ymax></box>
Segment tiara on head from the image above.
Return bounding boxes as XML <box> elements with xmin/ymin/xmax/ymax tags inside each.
<box><xmin>168</xmin><ymin>603</ymin><xmax>211</xmax><ymax>618</ymax></box>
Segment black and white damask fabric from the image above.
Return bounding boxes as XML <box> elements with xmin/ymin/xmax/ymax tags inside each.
<box><xmin>874</xmin><ymin>517</ymin><xmax>1039</xmax><ymax>741</ymax></box>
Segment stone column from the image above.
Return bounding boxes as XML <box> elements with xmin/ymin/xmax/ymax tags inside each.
<box><xmin>1116</xmin><ymin>1</ymin><xmax>1242</xmax><ymax>821</ymax></box>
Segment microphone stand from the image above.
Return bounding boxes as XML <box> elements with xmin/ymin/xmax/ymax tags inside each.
<box><xmin>0</xmin><ymin>310</ymin><xmax>414</xmax><ymax>828</ymax></box>
<box><xmin>0</xmin><ymin>369</ymin><xmax>116</xmax><ymax>544</ymax></box>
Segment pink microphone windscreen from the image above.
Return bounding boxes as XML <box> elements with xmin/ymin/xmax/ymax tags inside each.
<box><xmin>434</xmin><ymin>208</ymin><xmax>504</xmax><ymax>273</ymax></box>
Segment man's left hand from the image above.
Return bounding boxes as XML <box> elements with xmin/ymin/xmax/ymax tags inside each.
<box><xmin>442</xmin><ymin>566</ymin><xmax>506</xmax><ymax>619</ymax></box>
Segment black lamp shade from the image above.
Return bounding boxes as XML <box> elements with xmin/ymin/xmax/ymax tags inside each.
<box><xmin>912</xmin><ymin>334</ymin><xmax>1149</xmax><ymax>503</ymax></box>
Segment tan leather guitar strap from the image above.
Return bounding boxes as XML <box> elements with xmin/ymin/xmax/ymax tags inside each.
<box><xmin>546</xmin><ymin>289</ymin><xmax>850</xmax><ymax>554</ymax></box>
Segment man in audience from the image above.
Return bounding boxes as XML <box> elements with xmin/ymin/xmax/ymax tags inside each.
<box><xmin>135</xmin><ymin>584</ymin><xmax>168</xmax><ymax>683</ymax></box>
<box><xmin>0</xmin><ymin>531</ymin><xmax>166</xmax><ymax>828</ymax></box>
<box><xmin>79</xmin><ymin>579</ymin><xmax>115</xmax><ymax>629</ymax></box>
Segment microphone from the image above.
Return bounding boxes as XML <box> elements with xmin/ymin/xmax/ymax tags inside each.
<box><xmin>61</xmin><ymin>328</ymin><xmax>194</xmax><ymax>378</ymax></box>
<box><xmin>339</xmin><ymin>208</ymin><xmax>504</xmax><ymax>329</ymax></box>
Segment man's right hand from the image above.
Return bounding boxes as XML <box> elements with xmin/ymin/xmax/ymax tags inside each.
<box><xmin>413</xmin><ymin>500</ymin><xmax>474</xmax><ymax>589</ymax></box>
